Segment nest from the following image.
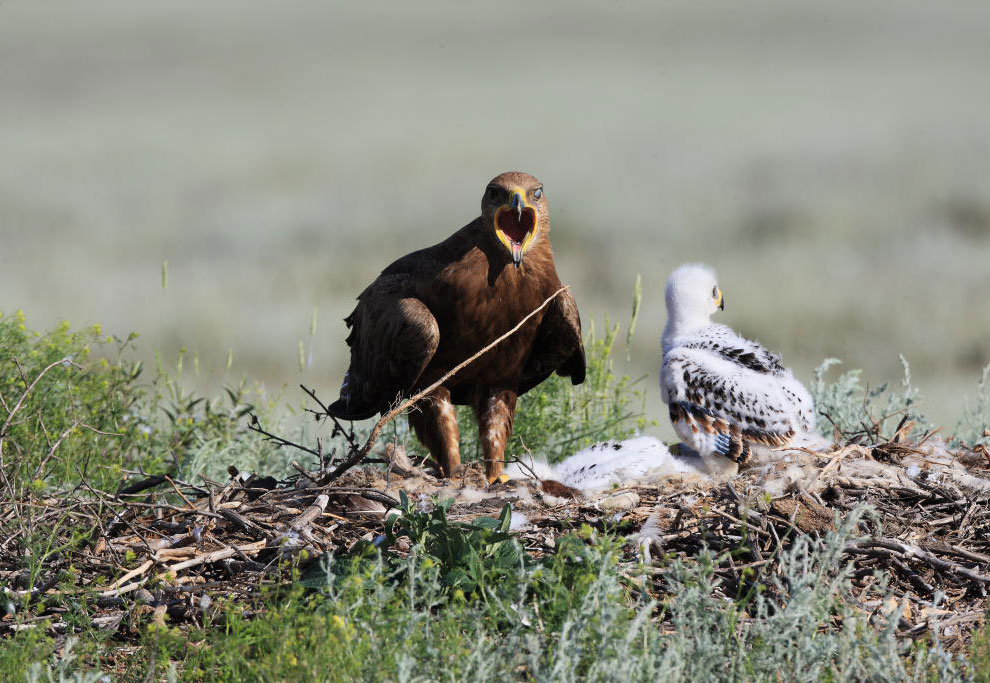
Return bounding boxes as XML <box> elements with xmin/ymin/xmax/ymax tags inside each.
<box><xmin>2</xmin><ymin>433</ymin><xmax>990</xmax><ymax>653</ymax></box>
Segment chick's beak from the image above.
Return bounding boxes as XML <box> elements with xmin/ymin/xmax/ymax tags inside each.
<box><xmin>717</xmin><ymin>289</ymin><xmax>725</xmax><ymax>310</ymax></box>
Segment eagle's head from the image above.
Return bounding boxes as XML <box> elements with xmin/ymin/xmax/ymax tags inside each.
<box><xmin>481</xmin><ymin>171</ymin><xmax>548</xmax><ymax>268</ymax></box>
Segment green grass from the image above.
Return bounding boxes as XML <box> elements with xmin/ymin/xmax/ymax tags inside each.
<box><xmin>13</xmin><ymin>508</ymin><xmax>971</xmax><ymax>682</ymax></box>
<box><xmin>0</xmin><ymin>311</ymin><xmax>149</xmax><ymax>492</ymax></box>
<box><xmin>972</xmin><ymin>620</ymin><xmax>990</xmax><ymax>683</ymax></box>
<box><xmin>1</xmin><ymin>629</ymin><xmax>57</xmax><ymax>678</ymax></box>
<box><xmin>2</xmin><ymin>312</ymin><xmax>989</xmax><ymax>681</ymax></box>
<box><xmin>0</xmin><ymin>310</ymin><xmax>275</xmax><ymax>494</ymax></box>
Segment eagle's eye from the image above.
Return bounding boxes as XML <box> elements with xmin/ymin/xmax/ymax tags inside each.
<box><xmin>533</xmin><ymin>187</ymin><xmax>543</xmax><ymax>200</ymax></box>
<box><xmin>486</xmin><ymin>186</ymin><xmax>501</xmax><ymax>201</ymax></box>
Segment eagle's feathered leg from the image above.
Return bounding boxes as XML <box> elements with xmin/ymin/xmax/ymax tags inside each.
<box><xmin>408</xmin><ymin>387</ymin><xmax>461</xmax><ymax>478</ymax></box>
<box><xmin>475</xmin><ymin>388</ymin><xmax>517</xmax><ymax>482</ymax></box>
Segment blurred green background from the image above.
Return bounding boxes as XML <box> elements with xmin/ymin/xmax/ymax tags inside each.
<box><xmin>2</xmin><ymin>1</ymin><xmax>988</xmax><ymax>438</ymax></box>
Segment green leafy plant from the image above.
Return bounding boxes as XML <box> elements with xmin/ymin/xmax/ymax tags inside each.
<box><xmin>25</xmin><ymin>637</ymin><xmax>105</xmax><ymax>683</ymax></box>
<box><xmin>0</xmin><ymin>311</ymin><xmax>150</xmax><ymax>491</ymax></box>
<box><xmin>510</xmin><ymin>280</ymin><xmax>652</xmax><ymax>463</ymax></box>
<box><xmin>970</xmin><ymin>616</ymin><xmax>990</xmax><ymax>683</ymax></box>
<box><xmin>0</xmin><ymin>627</ymin><xmax>57</xmax><ymax>679</ymax></box>
<box><xmin>385</xmin><ymin>492</ymin><xmax>525</xmax><ymax>597</ymax></box>
<box><xmin>0</xmin><ymin>311</ymin><xmax>275</xmax><ymax>493</ymax></box>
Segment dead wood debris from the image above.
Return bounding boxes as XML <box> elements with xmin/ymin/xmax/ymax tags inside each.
<box><xmin>2</xmin><ymin>436</ymin><xmax>989</xmax><ymax>654</ymax></box>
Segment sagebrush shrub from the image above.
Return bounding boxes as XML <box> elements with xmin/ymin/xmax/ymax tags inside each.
<box><xmin>811</xmin><ymin>355</ymin><xmax>929</xmax><ymax>443</ymax></box>
<box><xmin>955</xmin><ymin>363</ymin><xmax>990</xmax><ymax>446</ymax></box>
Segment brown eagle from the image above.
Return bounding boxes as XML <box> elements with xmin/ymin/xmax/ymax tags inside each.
<box><xmin>328</xmin><ymin>171</ymin><xmax>585</xmax><ymax>481</ymax></box>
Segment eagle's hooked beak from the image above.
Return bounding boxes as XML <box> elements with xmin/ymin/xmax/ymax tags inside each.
<box><xmin>511</xmin><ymin>191</ymin><xmax>524</xmax><ymax>221</ymax></box>
<box><xmin>510</xmin><ymin>192</ymin><xmax>524</xmax><ymax>267</ymax></box>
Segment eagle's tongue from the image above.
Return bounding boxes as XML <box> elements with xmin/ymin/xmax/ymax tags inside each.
<box><xmin>512</xmin><ymin>243</ymin><xmax>523</xmax><ymax>267</ymax></box>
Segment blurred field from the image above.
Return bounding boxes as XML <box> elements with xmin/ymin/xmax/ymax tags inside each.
<box><xmin>1</xmin><ymin>1</ymin><xmax>988</xmax><ymax>437</ymax></box>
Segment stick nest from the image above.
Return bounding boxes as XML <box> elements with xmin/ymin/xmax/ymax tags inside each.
<box><xmin>3</xmin><ymin>433</ymin><xmax>990</xmax><ymax>653</ymax></box>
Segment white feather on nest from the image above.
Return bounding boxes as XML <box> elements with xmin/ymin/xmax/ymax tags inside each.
<box><xmin>506</xmin><ymin>435</ymin><xmax>715</xmax><ymax>495</ymax></box>
<box><xmin>505</xmin><ymin>434</ymin><xmax>990</xmax><ymax>503</ymax></box>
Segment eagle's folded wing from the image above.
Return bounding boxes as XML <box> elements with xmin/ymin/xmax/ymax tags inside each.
<box><xmin>329</xmin><ymin>287</ymin><xmax>439</xmax><ymax>420</ymax></box>
<box><xmin>518</xmin><ymin>286</ymin><xmax>586</xmax><ymax>395</ymax></box>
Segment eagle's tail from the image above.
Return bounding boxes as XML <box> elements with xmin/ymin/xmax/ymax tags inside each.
<box><xmin>326</xmin><ymin>371</ymin><xmax>380</xmax><ymax>421</ymax></box>
<box><xmin>326</xmin><ymin>398</ymin><xmax>378</xmax><ymax>422</ymax></box>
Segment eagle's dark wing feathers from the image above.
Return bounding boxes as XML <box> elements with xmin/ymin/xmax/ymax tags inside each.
<box><xmin>329</xmin><ymin>283</ymin><xmax>439</xmax><ymax>420</ymax></box>
<box><xmin>518</xmin><ymin>287</ymin><xmax>585</xmax><ymax>395</ymax></box>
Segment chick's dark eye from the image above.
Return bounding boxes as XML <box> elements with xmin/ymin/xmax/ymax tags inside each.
<box><xmin>712</xmin><ymin>286</ymin><xmax>719</xmax><ymax>298</ymax></box>
<box><xmin>533</xmin><ymin>187</ymin><xmax>543</xmax><ymax>200</ymax></box>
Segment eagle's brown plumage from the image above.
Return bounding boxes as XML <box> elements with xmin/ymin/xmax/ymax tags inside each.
<box><xmin>328</xmin><ymin>172</ymin><xmax>585</xmax><ymax>481</ymax></box>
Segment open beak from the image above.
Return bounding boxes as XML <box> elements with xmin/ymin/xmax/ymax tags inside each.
<box><xmin>716</xmin><ymin>289</ymin><xmax>725</xmax><ymax>310</ymax></box>
<box><xmin>494</xmin><ymin>190</ymin><xmax>538</xmax><ymax>268</ymax></box>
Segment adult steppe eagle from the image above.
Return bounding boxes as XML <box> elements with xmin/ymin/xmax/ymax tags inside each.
<box><xmin>328</xmin><ymin>172</ymin><xmax>586</xmax><ymax>481</ymax></box>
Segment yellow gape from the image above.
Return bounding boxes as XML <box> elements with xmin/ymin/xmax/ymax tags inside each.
<box><xmin>493</xmin><ymin>187</ymin><xmax>539</xmax><ymax>267</ymax></box>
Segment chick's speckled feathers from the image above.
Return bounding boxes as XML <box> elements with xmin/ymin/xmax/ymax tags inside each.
<box><xmin>660</xmin><ymin>264</ymin><xmax>824</xmax><ymax>465</ymax></box>
<box><xmin>328</xmin><ymin>172</ymin><xmax>585</xmax><ymax>481</ymax></box>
